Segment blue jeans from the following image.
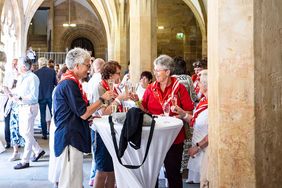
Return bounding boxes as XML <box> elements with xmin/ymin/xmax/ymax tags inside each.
<box><xmin>38</xmin><ymin>98</ymin><xmax>52</xmax><ymax>137</ymax></box>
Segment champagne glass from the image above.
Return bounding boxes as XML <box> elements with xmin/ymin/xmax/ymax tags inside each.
<box><xmin>130</xmin><ymin>83</ymin><xmax>137</xmax><ymax>94</ymax></box>
<box><xmin>123</xmin><ymin>105</ymin><xmax>129</xmax><ymax>112</ymax></box>
<box><xmin>171</xmin><ymin>95</ymin><xmax>177</xmax><ymax>106</ymax></box>
<box><xmin>125</xmin><ymin>81</ymin><xmax>131</xmax><ymax>95</ymax></box>
<box><xmin>108</xmin><ymin>80</ymin><xmax>114</xmax><ymax>91</ymax></box>
<box><xmin>162</xmin><ymin>102</ymin><xmax>170</xmax><ymax>117</ymax></box>
<box><xmin>111</xmin><ymin>104</ymin><xmax>117</xmax><ymax>114</ymax></box>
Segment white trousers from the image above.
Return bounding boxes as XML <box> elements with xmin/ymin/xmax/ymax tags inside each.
<box><xmin>19</xmin><ymin>104</ymin><xmax>42</xmax><ymax>163</ymax></box>
<box><xmin>58</xmin><ymin>145</ymin><xmax>83</xmax><ymax>188</ymax></box>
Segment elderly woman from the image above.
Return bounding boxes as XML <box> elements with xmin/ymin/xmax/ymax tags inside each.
<box><xmin>134</xmin><ymin>55</ymin><xmax>194</xmax><ymax>188</ymax></box>
<box><xmin>92</xmin><ymin>60</ymin><xmax>129</xmax><ymax>188</ymax></box>
<box><xmin>192</xmin><ymin>59</ymin><xmax>207</xmax><ymax>101</ymax></box>
<box><xmin>173</xmin><ymin>69</ymin><xmax>208</xmax><ymax>185</ymax></box>
<box><xmin>53</xmin><ymin>48</ymin><xmax>115</xmax><ymax>188</ymax></box>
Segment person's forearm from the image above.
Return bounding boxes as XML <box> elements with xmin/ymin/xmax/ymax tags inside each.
<box><xmin>198</xmin><ymin>135</ymin><xmax>208</xmax><ymax>149</ymax></box>
<box><xmin>80</xmin><ymin>100</ymin><xmax>103</xmax><ymax>120</ymax></box>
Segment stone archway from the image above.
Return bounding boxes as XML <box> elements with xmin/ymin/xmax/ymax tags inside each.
<box><xmin>1</xmin><ymin>0</ymin><xmax>22</xmax><ymax>61</ymax></box>
<box><xmin>71</xmin><ymin>37</ymin><xmax>95</xmax><ymax>56</ymax></box>
<box><xmin>23</xmin><ymin>0</ymin><xmax>117</xmax><ymax>58</ymax></box>
<box><xmin>182</xmin><ymin>0</ymin><xmax>207</xmax><ymax>57</ymax></box>
<box><xmin>61</xmin><ymin>24</ymin><xmax>107</xmax><ymax>59</ymax></box>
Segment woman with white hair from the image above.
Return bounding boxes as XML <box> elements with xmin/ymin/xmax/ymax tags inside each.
<box><xmin>132</xmin><ymin>55</ymin><xmax>194</xmax><ymax>188</ymax></box>
<box><xmin>52</xmin><ymin>48</ymin><xmax>115</xmax><ymax>188</ymax></box>
<box><xmin>173</xmin><ymin>69</ymin><xmax>208</xmax><ymax>185</ymax></box>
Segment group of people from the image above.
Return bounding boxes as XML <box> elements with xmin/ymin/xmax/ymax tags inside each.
<box><xmin>2</xmin><ymin>57</ymin><xmax>51</xmax><ymax>169</ymax></box>
<box><xmin>1</xmin><ymin>46</ymin><xmax>209</xmax><ymax>188</ymax></box>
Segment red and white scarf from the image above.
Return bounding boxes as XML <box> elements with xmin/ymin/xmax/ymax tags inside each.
<box><xmin>190</xmin><ymin>96</ymin><xmax>208</xmax><ymax>127</ymax></box>
<box><xmin>60</xmin><ymin>70</ymin><xmax>88</xmax><ymax>105</ymax></box>
<box><xmin>151</xmin><ymin>77</ymin><xmax>180</xmax><ymax>108</ymax></box>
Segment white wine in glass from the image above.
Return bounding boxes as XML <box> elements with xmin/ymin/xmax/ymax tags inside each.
<box><xmin>108</xmin><ymin>80</ymin><xmax>114</xmax><ymax>91</ymax></box>
<box><xmin>162</xmin><ymin>102</ymin><xmax>170</xmax><ymax>117</ymax></box>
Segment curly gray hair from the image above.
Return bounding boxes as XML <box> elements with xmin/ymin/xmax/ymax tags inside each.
<box><xmin>199</xmin><ymin>69</ymin><xmax>208</xmax><ymax>89</ymax></box>
<box><xmin>65</xmin><ymin>47</ymin><xmax>91</xmax><ymax>70</ymax></box>
<box><xmin>153</xmin><ymin>55</ymin><xmax>175</xmax><ymax>75</ymax></box>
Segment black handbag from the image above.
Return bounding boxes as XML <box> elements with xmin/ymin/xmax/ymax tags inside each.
<box><xmin>108</xmin><ymin>109</ymin><xmax>156</xmax><ymax>169</ymax></box>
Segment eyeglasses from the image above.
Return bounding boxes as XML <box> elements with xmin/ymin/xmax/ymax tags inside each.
<box><xmin>115</xmin><ymin>72</ymin><xmax>121</xmax><ymax>75</ymax></box>
<box><xmin>153</xmin><ymin>69</ymin><xmax>167</xmax><ymax>73</ymax></box>
<box><xmin>82</xmin><ymin>63</ymin><xmax>91</xmax><ymax>69</ymax></box>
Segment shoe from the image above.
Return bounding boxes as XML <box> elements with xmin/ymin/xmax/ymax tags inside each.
<box><xmin>31</xmin><ymin>150</ymin><xmax>45</xmax><ymax>162</ymax></box>
<box><xmin>4</xmin><ymin>144</ymin><xmax>11</xmax><ymax>149</ymax></box>
<box><xmin>42</xmin><ymin>136</ymin><xmax>47</xmax><ymax>140</ymax></box>
<box><xmin>88</xmin><ymin>179</ymin><xmax>94</xmax><ymax>186</ymax></box>
<box><xmin>9</xmin><ymin>152</ymin><xmax>21</xmax><ymax>161</ymax></box>
<box><xmin>14</xmin><ymin>162</ymin><xmax>29</xmax><ymax>169</ymax></box>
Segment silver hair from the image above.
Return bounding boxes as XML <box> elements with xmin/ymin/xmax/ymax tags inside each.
<box><xmin>200</xmin><ymin>69</ymin><xmax>208</xmax><ymax>89</ymax></box>
<box><xmin>153</xmin><ymin>54</ymin><xmax>175</xmax><ymax>75</ymax></box>
<box><xmin>65</xmin><ymin>47</ymin><xmax>91</xmax><ymax>70</ymax></box>
<box><xmin>38</xmin><ymin>57</ymin><xmax>48</xmax><ymax>68</ymax></box>
<box><xmin>18</xmin><ymin>57</ymin><xmax>32</xmax><ymax>70</ymax></box>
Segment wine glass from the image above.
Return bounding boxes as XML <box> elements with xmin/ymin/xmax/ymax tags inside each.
<box><xmin>162</xmin><ymin>102</ymin><xmax>170</xmax><ymax>117</ymax></box>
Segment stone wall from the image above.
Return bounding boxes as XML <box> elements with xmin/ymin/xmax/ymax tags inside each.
<box><xmin>254</xmin><ymin>0</ymin><xmax>282</xmax><ymax>187</ymax></box>
<box><xmin>208</xmin><ymin>0</ymin><xmax>282</xmax><ymax>187</ymax></box>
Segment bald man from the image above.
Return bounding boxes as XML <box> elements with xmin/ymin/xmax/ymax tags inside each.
<box><xmin>86</xmin><ymin>58</ymin><xmax>106</xmax><ymax>186</ymax></box>
<box><xmin>87</xmin><ymin>58</ymin><xmax>105</xmax><ymax>103</ymax></box>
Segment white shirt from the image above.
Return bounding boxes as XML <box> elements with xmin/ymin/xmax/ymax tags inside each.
<box><xmin>16</xmin><ymin>71</ymin><xmax>40</xmax><ymax>105</ymax></box>
<box><xmin>3</xmin><ymin>64</ymin><xmax>17</xmax><ymax>89</ymax></box>
<box><xmin>26</xmin><ymin>50</ymin><xmax>36</xmax><ymax>60</ymax></box>
<box><xmin>87</xmin><ymin>73</ymin><xmax>102</xmax><ymax>104</ymax></box>
<box><xmin>136</xmin><ymin>85</ymin><xmax>146</xmax><ymax>100</ymax></box>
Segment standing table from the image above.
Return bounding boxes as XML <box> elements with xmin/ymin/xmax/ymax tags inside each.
<box><xmin>92</xmin><ymin>115</ymin><xmax>183</xmax><ymax>188</ymax></box>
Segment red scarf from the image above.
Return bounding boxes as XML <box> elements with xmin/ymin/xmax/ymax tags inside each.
<box><xmin>101</xmin><ymin>80</ymin><xmax>123</xmax><ymax>112</ymax></box>
<box><xmin>190</xmin><ymin>97</ymin><xmax>208</xmax><ymax>127</ymax></box>
<box><xmin>60</xmin><ymin>70</ymin><xmax>88</xmax><ymax>105</ymax></box>
<box><xmin>192</xmin><ymin>74</ymin><xmax>198</xmax><ymax>82</ymax></box>
<box><xmin>151</xmin><ymin>77</ymin><xmax>180</xmax><ymax>113</ymax></box>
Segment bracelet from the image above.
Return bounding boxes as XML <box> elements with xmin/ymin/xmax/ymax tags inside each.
<box><xmin>183</xmin><ymin>113</ymin><xmax>189</xmax><ymax>120</ymax></box>
<box><xmin>114</xmin><ymin>98</ymin><xmax>121</xmax><ymax>105</ymax></box>
<box><xmin>196</xmin><ymin>142</ymin><xmax>201</xmax><ymax>150</ymax></box>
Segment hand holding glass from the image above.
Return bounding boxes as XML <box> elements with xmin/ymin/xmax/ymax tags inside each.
<box><xmin>162</xmin><ymin>102</ymin><xmax>170</xmax><ymax>117</ymax></box>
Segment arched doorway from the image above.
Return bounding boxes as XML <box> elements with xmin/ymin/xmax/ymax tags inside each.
<box><xmin>71</xmin><ymin>37</ymin><xmax>95</xmax><ymax>56</ymax></box>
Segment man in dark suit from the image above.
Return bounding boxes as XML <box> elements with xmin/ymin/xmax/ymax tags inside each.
<box><xmin>34</xmin><ymin>57</ymin><xmax>57</xmax><ymax>139</ymax></box>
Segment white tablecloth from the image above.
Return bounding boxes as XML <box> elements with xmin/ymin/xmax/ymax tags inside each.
<box><xmin>92</xmin><ymin>115</ymin><xmax>183</xmax><ymax>188</ymax></box>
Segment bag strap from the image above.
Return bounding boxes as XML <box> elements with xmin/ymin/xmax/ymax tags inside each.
<box><xmin>108</xmin><ymin>115</ymin><xmax>156</xmax><ymax>169</ymax></box>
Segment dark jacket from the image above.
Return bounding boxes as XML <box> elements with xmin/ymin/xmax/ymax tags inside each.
<box><xmin>34</xmin><ymin>66</ymin><xmax>57</xmax><ymax>100</ymax></box>
<box><xmin>118</xmin><ymin>107</ymin><xmax>144</xmax><ymax>158</ymax></box>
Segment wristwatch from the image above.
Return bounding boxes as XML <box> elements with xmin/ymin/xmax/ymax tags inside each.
<box><xmin>99</xmin><ymin>96</ymin><xmax>105</xmax><ymax>104</ymax></box>
<box><xmin>196</xmin><ymin>142</ymin><xmax>201</xmax><ymax>150</ymax></box>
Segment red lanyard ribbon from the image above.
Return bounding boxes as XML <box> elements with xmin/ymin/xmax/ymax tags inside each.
<box><xmin>60</xmin><ymin>70</ymin><xmax>88</xmax><ymax>105</ymax></box>
<box><xmin>190</xmin><ymin>97</ymin><xmax>208</xmax><ymax>127</ymax></box>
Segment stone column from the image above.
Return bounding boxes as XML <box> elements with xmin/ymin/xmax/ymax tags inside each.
<box><xmin>113</xmin><ymin>1</ymin><xmax>129</xmax><ymax>72</ymax></box>
<box><xmin>47</xmin><ymin>0</ymin><xmax>54</xmax><ymax>51</ymax></box>
<box><xmin>208</xmin><ymin>1</ymin><xmax>282</xmax><ymax>188</ymax></box>
<box><xmin>129</xmin><ymin>0</ymin><xmax>157</xmax><ymax>83</ymax></box>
